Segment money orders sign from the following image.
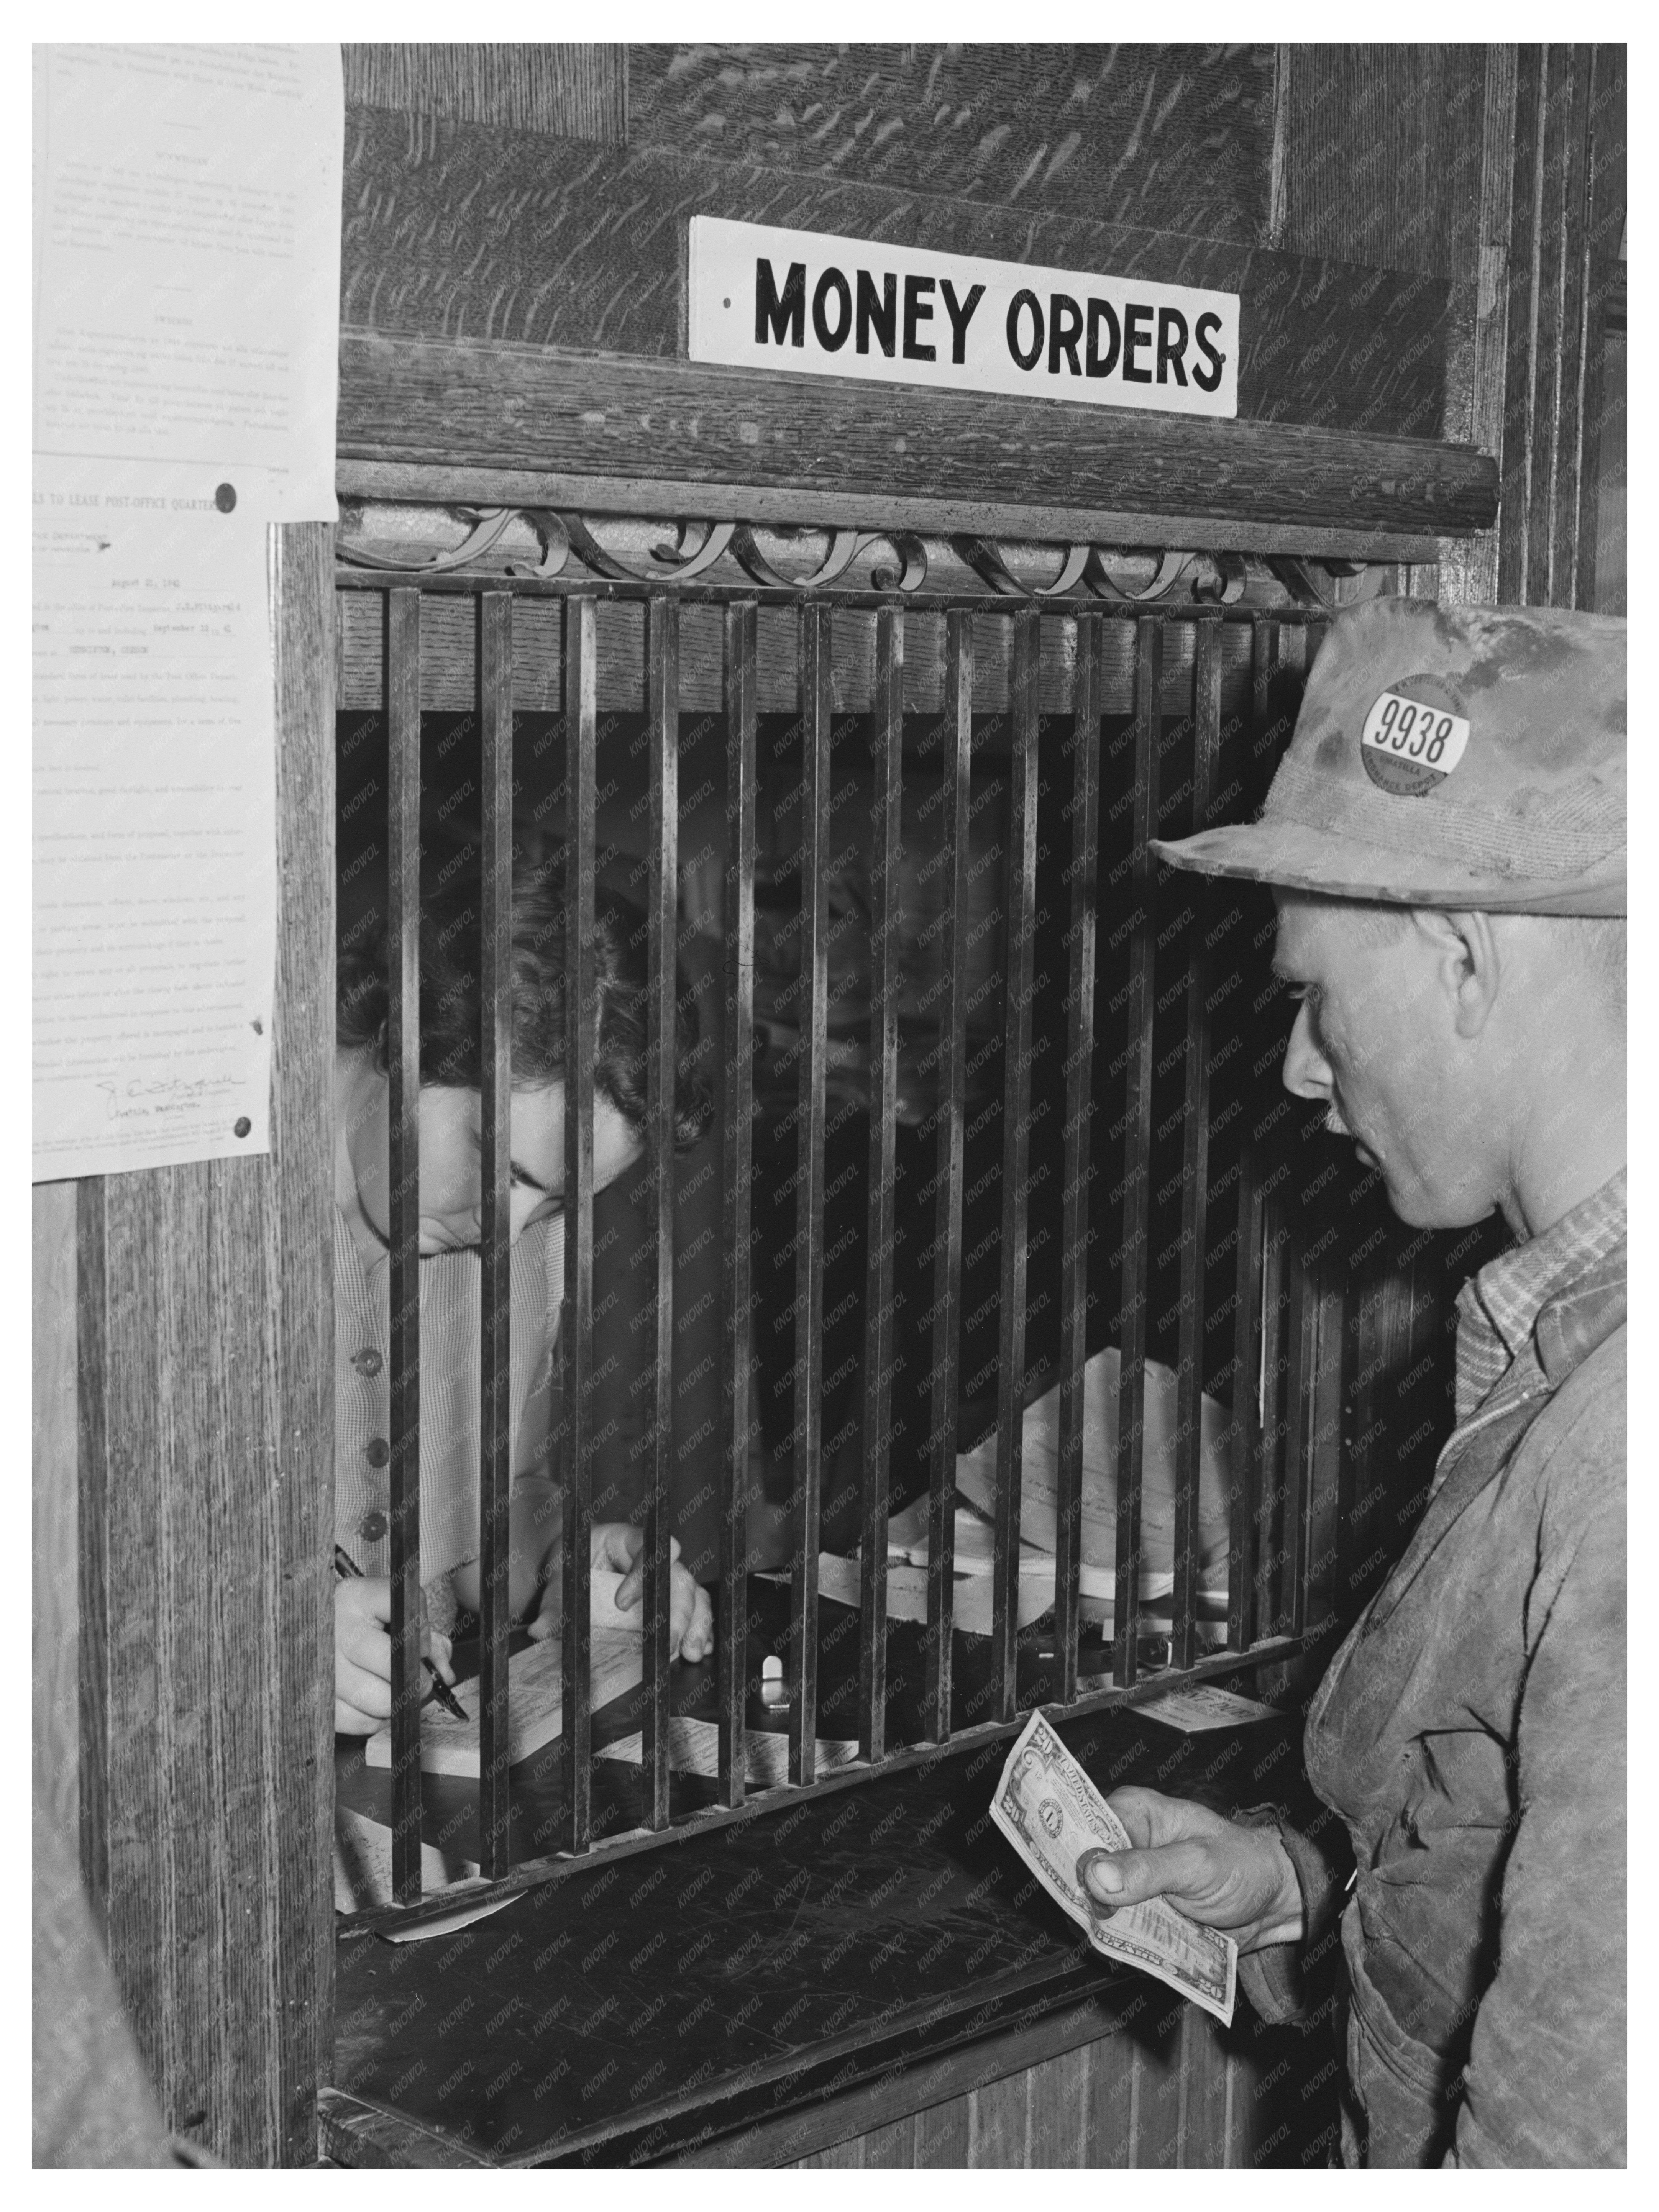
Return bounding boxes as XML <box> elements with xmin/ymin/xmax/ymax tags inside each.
<box><xmin>991</xmin><ymin>1711</ymin><xmax>1237</xmax><ymax>2024</ymax></box>
<box><xmin>688</xmin><ymin>215</ymin><xmax>1239</xmax><ymax>419</ymax></box>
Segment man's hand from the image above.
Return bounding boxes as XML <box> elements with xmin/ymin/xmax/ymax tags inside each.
<box><xmin>334</xmin><ymin>1576</ymin><xmax>455</xmax><ymax>1737</ymax></box>
<box><xmin>1076</xmin><ymin>1786</ymin><xmax>1305</xmax><ymax>1955</ymax></box>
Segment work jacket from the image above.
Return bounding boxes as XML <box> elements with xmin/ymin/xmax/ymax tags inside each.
<box><xmin>1242</xmin><ymin>1215</ymin><xmax>1626</xmax><ymax>2168</ymax></box>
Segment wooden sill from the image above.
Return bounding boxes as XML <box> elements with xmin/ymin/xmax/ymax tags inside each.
<box><xmin>324</xmin><ymin>1692</ymin><xmax>1308</xmax><ymax>2168</ymax></box>
<box><xmin>337</xmin><ymin>333</ymin><xmax>1497</xmax><ymax>558</ymax></box>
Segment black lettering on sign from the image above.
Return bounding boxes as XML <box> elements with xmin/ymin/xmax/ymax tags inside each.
<box><xmin>1192</xmin><ymin>311</ymin><xmax>1226</xmax><ymax>394</ymax></box>
<box><xmin>1007</xmin><ymin>289</ymin><xmax>1044</xmax><ymax>371</ymax></box>
<box><xmin>1086</xmin><ymin>299</ymin><xmax>1121</xmax><ymax>378</ymax></box>
<box><xmin>1122</xmin><ymin>303</ymin><xmax>1154</xmax><ymax>383</ymax></box>
<box><xmin>1157</xmin><ymin>308</ymin><xmax>1189</xmax><ymax>387</ymax></box>
<box><xmin>903</xmin><ymin>274</ymin><xmax>937</xmax><ymax>362</ymax></box>
<box><xmin>940</xmin><ymin>278</ymin><xmax>985</xmax><ymax>366</ymax></box>
<box><xmin>857</xmin><ymin>271</ymin><xmax>897</xmax><ymax>358</ymax></box>
<box><xmin>1048</xmin><ymin>292</ymin><xmax>1083</xmax><ymax>376</ymax></box>
<box><xmin>813</xmin><ymin>268</ymin><xmax>852</xmax><ymax>352</ymax></box>
<box><xmin>756</xmin><ymin>259</ymin><xmax>806</xmax><ymax>348</ymax></box>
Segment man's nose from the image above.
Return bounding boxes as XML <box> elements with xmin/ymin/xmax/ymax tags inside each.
<box><xmin>1281</xmin><ymin>999</ymin><xmax>1334</xmax><ymax>1102</ymax></box>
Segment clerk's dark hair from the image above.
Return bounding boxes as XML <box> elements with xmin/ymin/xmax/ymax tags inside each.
<box><xmin>337</xmin><ymin>845</ymin><xmax>711</xmax><ymax>1149</ymax></box>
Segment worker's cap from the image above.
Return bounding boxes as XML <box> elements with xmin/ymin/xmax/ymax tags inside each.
<box><xmin>1150</xmin><ymin>599</ymin><xmax>1626</xmax><ymax>915</ymax></box>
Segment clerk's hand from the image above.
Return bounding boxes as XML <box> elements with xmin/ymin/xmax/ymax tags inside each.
<box><xmin>333</xmin><ymin>1576</ymin><xmax>456</xmax><ymax>1737</ymax></box>
<box><xmin>1076</xmin><ymin>1787</ymin><xmax>1305</xmax><ymax>1955</ymax></box>
<box><xmin>601</xmin><ymin>1525</ymin><xmax>714</xmax><ymax>1663</ymax></box>
<box><xmin>528</xmin><ymin>1524</ymin><xmax>713</xmax><ymax>1663</ymax></box>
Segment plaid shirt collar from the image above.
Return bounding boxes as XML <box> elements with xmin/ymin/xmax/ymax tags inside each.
<box><xmin>1453</xmin><ymin>1166</ymin><xmax>1628</xmax><ymax>1423</ymax></box>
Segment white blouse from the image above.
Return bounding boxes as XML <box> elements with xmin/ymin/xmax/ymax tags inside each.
<box><xmin>333</xmin><ymin>1160</ymin><xmax>564</xmax><ymax>1630</ymax></box>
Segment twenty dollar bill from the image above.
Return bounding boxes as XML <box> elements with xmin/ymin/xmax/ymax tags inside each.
<box><xmin>990</xmin><ymin>1710</ymin><xmax>1237</xmax><ymax>2025</ymax></box>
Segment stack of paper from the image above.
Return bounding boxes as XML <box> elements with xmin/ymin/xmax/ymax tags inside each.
<box><xmin>952</xmin><ymin>1348</ymin><xmax>1234</xmax><ymax>1584</ymax></box>
<box><xmin>598</xmin><ymin>1718</ymin><xmax>860</xmax><ymax>1788</ymax></box>
<box><xmin>364</xmin><ymin>1626</ymin><xmax>646</xmax><ymax>1779</ymax></box>
<box><xmin>817</xmin><ymin>1350</ymin><xmax>1234</xmax><ymax>1632</ymax></box>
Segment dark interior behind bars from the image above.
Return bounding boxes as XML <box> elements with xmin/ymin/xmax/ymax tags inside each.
<box><xmin>337</xmin><ymin>581</ymin><xmax>1380</xmax><ymax>1903</ymax></box>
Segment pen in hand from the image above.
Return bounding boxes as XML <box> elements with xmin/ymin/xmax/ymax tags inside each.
<box><xmin>333</xmin><ymin>1544</ymin><xmax>469</xmax><ymax>1723</ymax></box>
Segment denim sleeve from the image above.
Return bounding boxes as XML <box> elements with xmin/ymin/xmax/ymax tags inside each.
<box><xmin>1234</xmin><ymin>1800</ymin><xmax>1353</xmax><ymax>2025</ymax></box>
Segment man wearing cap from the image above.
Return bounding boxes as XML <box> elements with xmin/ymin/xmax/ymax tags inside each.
<box><xmin>1078</xmin><ymin>600</ymin><xmax>1626</xmax><ymax>2168</ymax></box>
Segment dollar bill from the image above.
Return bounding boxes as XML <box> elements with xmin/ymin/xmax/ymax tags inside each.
<box><xmin>990</xmin><ymin>1710</ymin><xmax>1237</xmax><ymax>2025</ymax></box>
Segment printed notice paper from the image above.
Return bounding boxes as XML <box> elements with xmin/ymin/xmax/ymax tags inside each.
<box><xmin>33</xmin><ymin>465</ymin><xmax>276</xmax><ymax>1179</ymax></box>
<box><xmin>31</xmin><ymin>45</ymin><xmax>342</xmax><ymax>1179</ymax></box>
<box><xmin>33</xmin><ymin>44</ymin><xmax>342</xmax><ymax>517</ymax></box>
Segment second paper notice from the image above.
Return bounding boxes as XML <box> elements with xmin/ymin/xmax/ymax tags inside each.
<box><xmin>33</xmin><ymin>464</ymin><xmax>276</xmax><ymax>1179</ymax></box>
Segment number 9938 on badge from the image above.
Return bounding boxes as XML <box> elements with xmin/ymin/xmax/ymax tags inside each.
<box><xmin>1359</xmin><ymin>685</ymin><xmax>1471</xmax><ymax>797</ymax></box>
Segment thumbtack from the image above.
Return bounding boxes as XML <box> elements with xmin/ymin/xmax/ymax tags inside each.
<box><xmin>233</xmin><ymin>1117</ymin><xmax>251</xmax><ymax>1138</ymax></box>
<box><xmin>215</xmin><ymin>482</ymin><xmax>237</xmax><ymax>513</ymax></box>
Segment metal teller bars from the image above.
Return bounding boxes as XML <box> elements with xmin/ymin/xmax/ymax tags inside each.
<box><xmin>338</xmin><ymin>538</ymin><xmax>1346</xmax><ymax>1906</ymax></box>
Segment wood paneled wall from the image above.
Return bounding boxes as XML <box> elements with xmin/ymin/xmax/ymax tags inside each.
<box><xmin>730</xmin><ymin>1997</ymin><xmax>1334</xmax><ymax>2169</ymax></box>
<box><xmin>334</xmin><ymin>108</ymin><xmax>1451</xmax><ymax>437</ymax></box>
<box><xmin>340</xmin><ymin>44</ymin><xmax>1276</xmax><ymax>239</ymax></box>
<box><xmin>343</xmin><ymin>41</ymin><xmax>625</xmax><ymax>143</ymax></box>
<box><xmin>1277</xmin><ymin>46</ymin><xmax>1494</xmax><ymax>281</ymax></box>
<box><xmin>1276</xmin><ymin>42</ymin><xmax>1624</xmax><ymax>609</ymax></box>
<box><xmin>33</xmin><ymin>1181</ymin><xmax>79</xmax><ymax>1843</ymax></box>
<box><xmin>329</xmin><ymin>41</ymin><xmax>1497</xmax><ymax>551</ymax></box>
<box><xmin>69</xmin><ymin>525</ymin><xmax>337</xmax><ymax>2166</ymax></box>
<box><xmin>787</xmin><ymin>2021</ymin><xmax>1211</xmax><ymax>2170</ymax></box>
<box><xmin>625</xmin><ymin>45</ymin><xmax>1276</xmax><ymax>243</ymax></box>
<box><xmin>1495</xmin><ymin>44</ymin><xmax>1624</xmax><ymax>608</ymax></box>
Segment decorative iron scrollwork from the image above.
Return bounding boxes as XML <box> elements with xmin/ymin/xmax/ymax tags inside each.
<box><xmin>955</xmin><ymin>538</ymin><xmax>1091</xmax><ymax>599</ymax></box>
<box><xmin>1190</xmin><ymin>551</ymin><xmax>1249</xmax><ymax>605</ymax></box>
<box><xmin>727</xmin><ymin>524</ymin><xmax>863</xmax><ymax>591</ymax></box>
<box><xmin>1265</xmin><ymin>554</ymin><xmax>1392</xmax><ymax>610</ymax></box>
<box><xmin>337</xmin><ymin>503</ymin><xmax>1384</xmax><ymax>610</ymax></box>
<box><xmin>335</xmin><ymin>505</ymin><xmax>527</xmax><ymax>576</ymax></box>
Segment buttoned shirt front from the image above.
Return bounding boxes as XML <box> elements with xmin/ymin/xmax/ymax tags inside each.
<box><xmin>331</xmin><ymin>1047</ymin><xmax>566</xmax><ymax>1626</ymax></box>
<box><xmin>333</xmin><ymin>1208</ymin><xmax>565</xmax><ymax>1610</ymax></box>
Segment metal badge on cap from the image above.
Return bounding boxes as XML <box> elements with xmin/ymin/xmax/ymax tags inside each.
<box><xmin>1146</xmin><ymin>599</ymin><xmax>1625</xmax><ymax>915</ymax></box>
<box><xmin>1359</xmin><ymin>674</ymin><xmax>1470</xmax><ymax>797</ymax></box>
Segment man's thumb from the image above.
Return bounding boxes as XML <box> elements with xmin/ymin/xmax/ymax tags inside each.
<box><xmin>1078</xmin><ymin>1845</ymin><xmax>1164</xmax><ymax>1912</ymax></box>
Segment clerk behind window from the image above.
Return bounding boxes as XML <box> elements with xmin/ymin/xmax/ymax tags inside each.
<box><xmin>1080</xmin><ymin>602</ymin><xmax>1625</xmax><ymax>2168</ymax></box>
<box><xmin>330</xmin><ymin>848</ymin><xmax>714</xmax><ymax>1735</ymax></box>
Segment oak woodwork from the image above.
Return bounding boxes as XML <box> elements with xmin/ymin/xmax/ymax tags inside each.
<box><xmin>341</xmin><ymin>42</ymin><xmax>625</xmax><ymax>143</ymax></box>
<box><xmin>338</xmin><ymin>107</ymin><xmax>1451</xmax><ymax>443</ymax></box>
<box><xmin>32</xmin><ymin>1181</ymin><xmax>79</xmax><ymax>1847</ymax></box>
<box><xmin>320</xmin><ymin>2001</ymin><xmax>1303</xmax><ymax>2168</ymax></box>
<box><xmin>625</xmin><ymin>45</ymin><xmax>1276</xmax><ymax>244</ymax></box>
<box><xmin>335</xmin><ymin>461</ymin><xmax>1446</xmax><ymax>567</ymax></box>
<box><xmin>1277</xmin><ymin>46</ymin><xmax>1493</xmax><ymax>282</ymax></box>
<box><xmin>1496</xmin><ymin>46</ymin><xmax>1623</xmax><ymax>610</ymax></box>
<box><xmin>336</xmin><ymin>335</ymin><xmax>1496</xmax><ymax>546</ymax></box>
<box><xmin>74</xmin><ymin>525</ymin><xmax>336</xmax><ymax>2165</ymax></box>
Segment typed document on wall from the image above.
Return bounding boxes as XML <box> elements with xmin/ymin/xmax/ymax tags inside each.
<box><xmin>32</xmin><ymin>44</ymin><xmax>341</xmax><ymax>1180</ymax></box>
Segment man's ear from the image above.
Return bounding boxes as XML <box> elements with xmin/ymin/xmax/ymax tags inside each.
<box><xmin>1410</xmin><ymin>908</ymin><xmax>1500</xmax><ymax>1039</ymax></box>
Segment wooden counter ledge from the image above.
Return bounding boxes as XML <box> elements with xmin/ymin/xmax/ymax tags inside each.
<box><xmin>324</xmin><ymin>1696</ymin><xmax>1311</xmax><ymax>2168</ymax></box>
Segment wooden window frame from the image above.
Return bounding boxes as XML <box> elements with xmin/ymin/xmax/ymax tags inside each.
<box><xmin>327</xmin><ymin>500</ymin><xmax>1373</xmax><ymax>1927</ymax></box>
